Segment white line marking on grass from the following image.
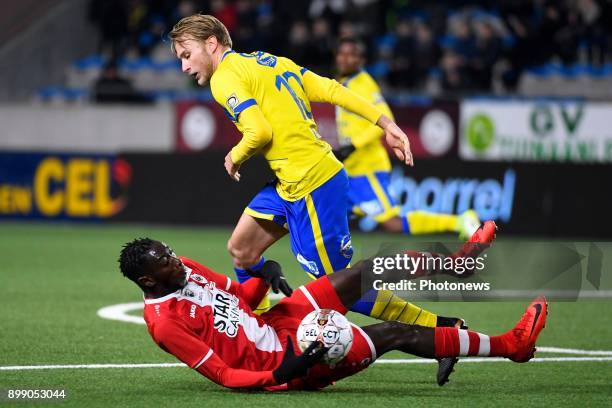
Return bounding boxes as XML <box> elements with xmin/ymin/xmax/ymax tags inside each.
<box><xmin>0</xmin><ymin>363</ymin><xmax>185</xmax><ymax>371</ymax></box>
<box><xmin>97</xmin><ymin>303</ymin><xmax>612</xmax><ymax>358</ymax></box>
<box><xmin>2</xmin><ymin>357</ymin><xmax>612</xmax><ymax>371</ymax></box>
<box><xmin>96</xmin><ymin>297</ymin><xmax>284</xmax><ymax>326</ymax></box>
<box><xmin>373</xmin><ymin>357</ymin><xmax>612</xmax><ymax>364</ymax></box>
<box><xmin>97</xmin><ymin>303</ymin><xmax>145</xmax><ymax>325</ymax></box>
<box><xmin>537</xmin><ymin>347</ymin><xmax>612</xmax><ymax>356</ymax></box>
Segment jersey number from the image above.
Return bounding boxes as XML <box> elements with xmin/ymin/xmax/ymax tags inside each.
<box><xmin>275</xmin><ymin>71</ymin><xmax>313</xmax><ymax>120</ymax></box>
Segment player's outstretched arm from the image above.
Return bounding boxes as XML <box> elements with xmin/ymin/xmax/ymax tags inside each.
<box><xmin>301</xmin><ymin>69</ymin><xmax>413</xmax><ymax>165</ymax></box>
<box><xmin>225</xmin><ymin>106</ymin><xmax>273</xmax><ymax>181</ymax></box>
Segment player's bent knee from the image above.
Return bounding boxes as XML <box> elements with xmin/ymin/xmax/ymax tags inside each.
<box><xmin>227</xmin><ymin>239</ymin><xmax>261</xmax><ymax>268</ymax></box>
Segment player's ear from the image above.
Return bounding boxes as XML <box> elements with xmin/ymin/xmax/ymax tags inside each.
<box><xmin>205</xmin><ymin>35</ymin><xmax>218</xmax><ymax>54</ymax></box>
<box><xmin>137</xmin><ymin>275</ymin><xmax>156</xmax><ymax>288</ymax></box>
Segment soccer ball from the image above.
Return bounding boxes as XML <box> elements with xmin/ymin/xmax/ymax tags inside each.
<box><xmin>296</xmin><ymin>309</ymin><xmax>353</xmax><ymax>365</ymax></box>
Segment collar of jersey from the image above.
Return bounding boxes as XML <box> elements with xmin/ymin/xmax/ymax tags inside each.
<box><xmin>341</xmin><ymin>69</ymin><xmax>363</xmax><ymax>86</ymax></box>
<box><xmin>143</xmin><ymin>266</ymin><xmax>194</xmax><ymax>305</ymax></box>
<box><xmin>220</xmin><ymin>49</ymin><xmax>234</xmax><ymax>62</ymax></box>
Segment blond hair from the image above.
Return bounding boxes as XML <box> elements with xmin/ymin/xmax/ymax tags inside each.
<box><xmin>169</xmin><ymin>14</ymin><xmax>232</xmax><ymax>53</ymax></box>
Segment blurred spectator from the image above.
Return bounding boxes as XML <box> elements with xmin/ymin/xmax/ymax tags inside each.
<box><xmin>499</xmin><ymin>0</ymin><xmax>542</xmax><ymax>90</ymax></box>
<box><xmin>212</xmin><ymin>0</ymin><xmax>237</xmax><ymax>32</ymax></box>
<box><xmin>412</xmin><ymin>22</ymin><xmax>440</xmax><ymax>88</ymax></box>
<box><xmin>338</xmin><ymin>20</ymin><xmax>357</xmax><ymax>38</ymax></box>
<box><xmin>137</xmin><ymin>15</ymin><xmax>168</xmax><ymax>56</ymax></box>
<box><xmin>233</xmin><ymin>0</ymin><xmax>260</xmax><ymax>51</ymax></box>
<box><xmin>451</xmin><ymin>18</ymin><xmax>477</xmax><ymax>61</ymax></box>
<box><xmin>577</xmin><ymin>0</ymin><xmax>606</xmax><ymax>65</ymax></box>
<box><xmin>389</xmin><ymin>19</ymin><xmax>416</xmax><ymax>89</ymax></box>
<box><xmin>83</xmin><ymin>0</ymin><xmax>612</xmax><ymax>98</ymax></box>
<box><xmin>471</xmin><ymin>20</ymin><xmax>501</xmax><ymax>90</ymax></box>
<box><xmin>441</xmin><ymin>49</ymin><xmax>471</xmax><ymax>93</ymax></box>
<box><xmin>285</xmin><ymin>21</ymin><xmax>315</xmax><ymax>67</ymax></box>
<box><xmin>92</xmin><ymin>61</ymin><xmax>151</xmax><ymax>104</ymax></box>
<box><xmin>309</xmin><ymin>0</ymin><xmax>347</xmax><ymax>31</ymax></box>
<box><xmin>123</xmin><ymin>0</ymin><xmax>152</xmax><ymax>57</ymax></box>
<box><xmin>310</xmin><ymin>18</ymin><xmax>336</xmax><ymax>76</ymax></box>
<box><xmin>88</xmin><ymin>0</ymin><xmax>128</xmax><ymax>59</ymax></box>
<box><xmin>554</xmin><ymin>3</ymin><xmax>582</xmax><ymax>65</ymax></box>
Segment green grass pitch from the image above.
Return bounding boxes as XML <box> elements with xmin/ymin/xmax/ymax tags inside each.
<box><xmin>1</xmin><ymin>222</ymin><xmax>611</xmax><ymax>407</ymax></box>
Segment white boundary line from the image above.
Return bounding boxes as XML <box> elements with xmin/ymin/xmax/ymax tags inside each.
<box><xmin>89</xmin><ymin>303</ymin><xmax>612</xmax><ymax>373</ymax></box>
<box><xmin>537</xmin><ymin>347</ymin><xmax>612</xmax><ymax>356</ymax></box>
<box><xmin>97</xmin><ymin>302</ymin><xmax>146</xmax><ymax>325</ymax></box>
<box><xmin>2</xmin><ymin>357</ymin><xmax>612</xmax><ymax>371</ymax></box>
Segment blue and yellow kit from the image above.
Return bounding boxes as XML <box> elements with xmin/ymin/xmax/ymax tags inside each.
<box><xmin>211</xmin><ymin>51</ymin><xmax>440</xmax><ymax>327</ymax></box>
<box><xmin>210</xmin><ymin>50</ymin><xmax>382</xmax><ymax>277</ymax></box>
<box><xmin>336</xmin><ymin>70</ymin><xmax>401</xmax><ymax>223</ymax></box>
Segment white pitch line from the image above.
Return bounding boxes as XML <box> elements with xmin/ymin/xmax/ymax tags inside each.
<box><xmin>2</xmin><ymin>357</ymin><xmax>612</xmax><ymax>371</ymax></box>
<box><xmin>537</xmin><ymin>347</ymin><xmax>612</xmax><ymax>356</ymax></box>
<box><xmin>0</xmin><ymin>363</ymin><xmax>185</xmax><ymax>371</ymax></box>
<box><xmin>96</xmin><ymin>303</ymin><xmax>612</xmax><ymax>359</ymax></box>
<box><xmin>97</xmin><ymin>303</ymin><xmax>146</xmax><ymax>325</ymax></box>
<box><xmin>374</xmin><ymin>357</ymin><xmax>612</xmax><ymax>364</ymax></box>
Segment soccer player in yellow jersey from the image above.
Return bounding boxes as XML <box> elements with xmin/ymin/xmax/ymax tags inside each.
<box><xmin>169</xmin><ymin>15</ymin><xmax>469</xmax><ymax>385</ymax></box>
<box><xmin>334</xmin><ymin>38</ymin><xmax>480</xmax><ymax>239</ymax></box>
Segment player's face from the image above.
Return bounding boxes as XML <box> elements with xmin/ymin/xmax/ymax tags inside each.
<box><xmin>336</xmin><ymin>42</ymin><xmax>362</xmax><ymax>77</ymax></box>
<box><xmin>144</xmin><ymin>241</ymin><xmax>188</xmax><ymax>290</ymax></box>
<box><xmin>175</xmin><ymin>39</ymin><xmax>214</xmax><ymax>86</ymax></box>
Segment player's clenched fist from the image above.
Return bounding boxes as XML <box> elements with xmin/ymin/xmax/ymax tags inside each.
<box><xmin>224</xmin><ymin>151</ymin><xmax>241</xmax><ymax>182</ymax></box>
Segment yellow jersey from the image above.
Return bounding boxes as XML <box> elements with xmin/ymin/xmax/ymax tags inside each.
<box><xmin>210</xmin><ymin>50</ymin><xmax>382</xmax><ymax>201</ymax></box>
<box><xmin>336</xmin><ymin>70</ymin><xmax>394</xmax><ymax>176</ymax></box>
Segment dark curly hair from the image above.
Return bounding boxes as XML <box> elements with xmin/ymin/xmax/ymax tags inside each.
<box><xmin>119</xmin><ymin>237</ymin><xmax>156</xmax><ymax>285</ymax></box>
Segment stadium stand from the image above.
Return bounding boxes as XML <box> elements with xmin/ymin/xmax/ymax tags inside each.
<box><xmin>13</xmin><ymin>0</ymin><xmax>612</xmax><ymax>102</ymax></box>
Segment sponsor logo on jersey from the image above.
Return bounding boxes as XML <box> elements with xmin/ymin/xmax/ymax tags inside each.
<box><xmin>180</xmin><ymin>281</ymin><xmax>208</xmax><ymax>304</ymax></box>
<box><xmin>226</xmin><ymin>94</ymin><xmax>239</xmax><ymax>112</ymax></box>
<box><xmin>212</xmin><ymin>289</ymin><xmax>240</xmax><ymax>338</ymax></box>
<box><xmin>190</xmin><ymin>273</ymin><xmax>206</xmax><ymax>283</ymax></box>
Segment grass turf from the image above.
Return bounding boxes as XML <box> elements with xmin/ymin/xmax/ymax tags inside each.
<box><xmin>1</xmin><ymin>222</ymin><xmax>611</xmax><ymax>407</ymax></box>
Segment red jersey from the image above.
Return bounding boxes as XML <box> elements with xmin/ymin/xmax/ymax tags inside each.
<box><xmin>142</xmin><ymin>256</ymin><xmax>377</xmax><ymax>391</ymax></box>
<box><xmin>143</xmin><ymin>257</ymin><xmax>283</xmax><ymax>389</ymax></box>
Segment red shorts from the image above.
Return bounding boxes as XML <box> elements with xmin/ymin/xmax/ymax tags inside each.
<box><xmin>261</xmin><ymin>276</ymin><xmax>377</xmax><ymax>391</ymax></box>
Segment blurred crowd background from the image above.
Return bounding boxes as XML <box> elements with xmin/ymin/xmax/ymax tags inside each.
<box><xmin>87</xmin><ymin>0</ymin><xmax>612</xmax><ymax>96</ymax></box>
<box><xmin>2</xmin><ymin>0</ymin><xmax>612</xmax><ymax>102</ymax></box>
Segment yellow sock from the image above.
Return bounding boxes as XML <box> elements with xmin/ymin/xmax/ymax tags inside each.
<box><xmin>253</xmin><ymin>291</ymin><xmax>271</xmax><ymax>315</ymax></box>
<box><xmin>370</xmin><ymin>290</ymin><xmax>437</xmax><ymax>327</ymax></box>
<box><xmin>406</xmin><ymin>211</ymin><xmax>458</xmax><ymax>234</ymax></box>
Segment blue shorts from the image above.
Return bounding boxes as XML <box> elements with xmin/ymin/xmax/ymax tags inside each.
<box><xmin>245</xmin><ymin>169</ymin><xmax>352</xmax><ymax>278</ymax></box>
<box><xmin>348</xmin><ymin>171</ymin><xmax>400</xmax><ymax>223</ymax></box>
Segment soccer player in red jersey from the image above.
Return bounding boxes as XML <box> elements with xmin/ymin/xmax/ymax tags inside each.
<box><xmin>118</xmin><ymin>232</ymin><xmax>547</xmax><ymax>391</ymax></box>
